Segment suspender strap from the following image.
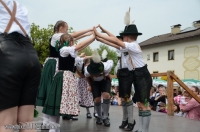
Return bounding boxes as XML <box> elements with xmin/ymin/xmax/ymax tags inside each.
<box><xmin>120</xmin><ymin>57</ymin><xmax>122</xmax><ymax>69</ymax></box>
<box><xmin>103</xmin><ymin>72</ymin><xmax>106</xmax><ymax>80</ymax></box>
<box><xmin>129</xmin><ymin>54</ymin><xmax>135</xmax><ymax>69</ymax></box>
<box><xmin>0</xmin><ymin>0</ymin><xmax>28</xmax><ymax>37</ymax></box>
<box><xmin>128</xmin><ymin>44</ymin><xmax>142</xmax><ymax>70</ymax></box>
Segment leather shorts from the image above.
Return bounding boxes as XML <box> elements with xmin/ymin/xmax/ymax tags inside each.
<box><xmin>0</xmin><ymin>32</ymin><xmax>41</xmax><ymax>111</ymax></box>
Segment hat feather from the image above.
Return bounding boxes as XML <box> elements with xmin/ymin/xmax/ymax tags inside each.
<box><xmin>131</xmin><ymin>20</ymin><xmax>135</xmax><ymax>25</ymax></box>
<box><xmin>124</xmin><ymin>7</ymin><xmax>130</xmax><ymax>26</ymax></box>
<box><xmin>102</xmin><ymin>49</ymin><xmax>108</xmax><ymax>60</ymax></box>
<box><xmin>92</xmin><ymin>49</ymin><xmax>101</xmax><ymax>63</ymax></box>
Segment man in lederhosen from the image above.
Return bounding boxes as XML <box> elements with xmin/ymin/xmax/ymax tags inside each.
<box><xmin>85</xmin><ymin>50</ymin><xmax>113</xmax><ymax>127</ymax></box>
<box><xmin>0</xmin><ymin>0</ymin><xmax>41</xmax><ymax>131</ymax></box>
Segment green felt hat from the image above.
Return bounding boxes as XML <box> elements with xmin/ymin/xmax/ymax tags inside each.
<box><xmin>87</xmin><ymin>60</ymin><xmax>104</xmax><ymax>75</ymax></box>
<box><xmin>116</xmin><ymin>35</ymin><xmax>123</xmax><ymax>39</ymax></box>
<box><xmin>120</xmin><ymin>24</ymin><xmax>142</xmax><ymax>36</ymax></box>
<box><xmin>87</xmin><ymin>50</ymin><xmax>104</xmax><ymax>75</ymax></box>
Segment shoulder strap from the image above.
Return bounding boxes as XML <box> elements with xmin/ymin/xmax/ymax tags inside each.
<box><xmin>103</xmin><ymin>72</ymin><xmax>106</xmax><ymax>80</ymax></box>
<box><xmin>128</xmin><ymin>44</ymin><xmax>142</xmax><ymax>69</ymax></box>
<box><xmin>0</xmin><ymin>0</ymin><xmax>28</xmax><ymax>37</ymax></box>
<box><xmin>120</xmin><ymin>57</ymin><xmax>122</xmax><ymax>69</ymax></box>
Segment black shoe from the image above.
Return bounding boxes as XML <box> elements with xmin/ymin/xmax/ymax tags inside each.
<box><xmin>93</xmin><ymin>113</ymin><xmax>98</xmax><ymax>118</ymax></box>
<box><xmin>103</xmin><ymin>118</ymin><xmax>110</xmax><ymax>127</ymax></box>
<box><xmin>125</xmin><ymin>120</ymin><xmax>136</xmax><ymax>131</ymax></box>
<box><xmin>71</xmin><ymin>116</ymin><xmax>78</xmax><ymax>120</ymax></box>
<box><xmin>119</xmin><ymin>119</ymin><xmax>128</xmax><ymax>128</ymax></box>
<box><xmin>64</xmin><ymin>115</ymin><xmax>71</xmax><ymax>120</ymax></box>
<box><xmin>134</xmin><ymin>130</ymin><xmax>142</xmax><ymax>132</ymax></box>
<box><xmin>96</xmin><ymin>117</ymin><xmax>102</xmax><ymax>125</ymax></box>
<box><xmin>87</xmin><ymin>113</ymin><xmax>92</xmax><ymax>119</ymax></box>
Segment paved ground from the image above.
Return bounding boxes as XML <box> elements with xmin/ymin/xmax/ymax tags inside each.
<box><xmin>35</xmin><ymin>106</ymin><xmax>200</xmax><ymax>132</ymax></box>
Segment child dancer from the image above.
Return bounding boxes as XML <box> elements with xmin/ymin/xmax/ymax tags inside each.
<box><xmin>43</xmin><ymin>26</ymin><xmax>95</xmax><ymax>132</ymax></box>
<box><xmin>76</xmin><ymin>53</ymin><xmax>94</xmax><ymax>119</ymax></box>
<box><xmin>85</xmin><ymin>50</ymin><xmax>113</xmax><ymax>127</ymax></box>
<box><xmin>93</xmin><ymin>8</ymin><xmax>152</xmax><ymax>132</ymax></box>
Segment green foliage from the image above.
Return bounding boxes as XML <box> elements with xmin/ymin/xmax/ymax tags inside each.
<box><xmin>30</xmin><ymin>23</ymin><xmax>54</xmax><ymax>64</ymax></box>
<box><xmin>78</xmin><ymin>46</ymin><xmax>93</xmax><ymax>56</ymax></box>
<box><xmin>97</xmin><ymin>44</ymin><xmax>117</xmax><ymax>75</ymax></box>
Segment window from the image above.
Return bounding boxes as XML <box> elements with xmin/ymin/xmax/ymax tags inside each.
<box><xmin>168</xmin><ymin>50</ymin><xmax>174</xmax><ymax>60</ymax></box>
<box><xmin>153</xmin><ymin>52</ymin><xmax>159</xmax><ymax>62</ymax></box>
<box><xmin>153</xmin><ymin>71</ymin><xmax>158</xmax><ymax>79</ymax></box>
<box><xmin>147</xmin><ymin>54</ymin><xmax>150</xmax><ymax>61</ymax></box>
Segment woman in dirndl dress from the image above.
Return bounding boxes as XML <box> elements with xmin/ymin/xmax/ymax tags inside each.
<box><xmin>36</xmin><ymin>20</ymin><xmax>65</xmax><ymax>127</ymax></box>
<box><xmin>76</xmin><ymin>54</ymin><xmax>94</xmax><ymax>119</ymax></box>
<box><xmin>43</xmin><ymin>30</ymin><xmax>95</xmax><ymax>132</ymax></box>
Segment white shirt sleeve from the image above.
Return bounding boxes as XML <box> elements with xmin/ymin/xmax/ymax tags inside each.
<box><xmin>103</xmin><ymin>60</ymin><xmax>114</xmax><ymax>75</ymax></box>
<box><xmin>119</xmin><ymin>47</ymin><xmax>128</xmax><ymax>52</ymax></box>
<box><xmin>59</xmin><ymin>46</ymin><xmax>78</xmax><ymax>58</ymax></box>
<box><xmin>120</xmin><ymin>42</ymin><xmax>142</xmax><ymax>54</ymax></box>
<box><xmin>84</xmin><ymin>66</ymin><xmax>90</xmax><ymax>77</ymax></box>
<box><xmin>75</xmin><ymin>57</ymin><xmax>84</xmax><ymax>70</ymax></box>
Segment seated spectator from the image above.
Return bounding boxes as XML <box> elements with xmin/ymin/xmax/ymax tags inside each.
<box><xmin>173</xmin><ymin>88</ymin><xmax>177</xmax><ymax>97</ymax></box>
<box><xmin>158</xmin><ymin>102</ymin><xmax>167</xmax><ymax>113</ymax></box>
<box><xmin>174</xmin><ymin>90</ymin><xmax>183</xmax><ymax>105</ymax></box>
<box><xmin>111</xmin><ymin>92</ymin><xmax>121</xmax><ymax>106</ymax></box>
<box><xmin>174</xmin><ymin>103</ymin><xmax>181</xmax><ymax>115</ymax></box>
<box><xmin>149</xmin><ymin>85</ymin><xmax>163</xmax><ymax>110</ymax></box>
<box><xmin>158</xmin><ymin>102</ymin><xmax>180</xmax><ymax>114</ymax></box>
<box><xmin>154</xmin><ymin>86</ymin><xmax>167</xmax><ymax>111</ymax></box>
<box><xmin>178</xmin><ymin>90</ymin><xmax>191</xmax><ymax>117</ymax></box>
<box><xmin>181</xmin><ymin>86</ymin><xmax>200</xmax><ymax>121</ymax></box>
<box><xmin>110</xmin><ymin>85</ymin><xmax>117</xmax><ymax>97</ymax></box>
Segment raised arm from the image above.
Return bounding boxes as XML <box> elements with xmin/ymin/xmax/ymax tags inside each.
<box><xmin>75</xmin><ymin>33</ymin><xmax>95</xmax><ymax>51</ymax></box>
<box><xmin>74</xmin><ymin>32</ymin><xmax>92</xmax><ymax>41</ymax></box>
<box><xmin>99</xmin><ymin>25</ymin><xmax>115</xmax><ymax>37</ymax></box>
<box><xmin>71</xmin><ymin>28</ymin><xmax>93</xmax><ymax>38</ymax></box>
<box><xmin>96</xmin><ymin>36</ymin><xmax>120</xmax><ymax>49</ymax></box>
<box><xmin>93</xmin><ymin>27</ymin><xmax>125</xmax><ymax>48</ymax></box>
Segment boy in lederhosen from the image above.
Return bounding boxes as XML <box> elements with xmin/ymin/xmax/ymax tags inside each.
<box><xmin>93</xmin><ymin>8</ymin><xmax>152</xmax><ymax>132</ymax></box>
<box><xmin>85</xmin><ymin>50</ymin><xmax>113</xmax><ymax>127</ymax></box>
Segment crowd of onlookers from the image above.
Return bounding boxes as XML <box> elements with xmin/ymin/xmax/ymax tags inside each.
<box><xmin>149</xmin><ymin>84</ymin><xmax>200</xmax><ymax>121</ymax></box>
<box><xmin>110</xmin><ymin>83</ymin><xmax>200</xmax><ymax>121</ymax></box>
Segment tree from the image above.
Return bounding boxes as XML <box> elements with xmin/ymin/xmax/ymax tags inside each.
<box><xmin>30</xmin><ymin>23</ymin><xmax>54</xmax><ymax>64</ymax></box>
<box><xmin>30</xmin><ymin>23</ymin><xmax>74</xmax><ymax>64</ymax></box>
<box><xmin>78</xmin><ymin>46</ymin><xmax>93</xmax><ymax>56</ymax></box>
<box><xmin>97</xmin><ymin>44</ymin><xmax>118</xmax><ymax>75</ymax></box>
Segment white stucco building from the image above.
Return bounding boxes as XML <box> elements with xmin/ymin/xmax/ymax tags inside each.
<box><xmin>140</xmin><ymin>20</ymin><xmax>200</xmax><ymax>80</ymax></box>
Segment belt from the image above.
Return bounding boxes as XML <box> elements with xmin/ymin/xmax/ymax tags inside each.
<box><xmin>133</xmin><ymin>64</ymin><xmax>147</xmax><ymax>71</ymax></box>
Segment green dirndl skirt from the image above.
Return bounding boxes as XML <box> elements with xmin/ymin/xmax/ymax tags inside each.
<box><xmin>36</xmin><ymin>59</ymin><xmax>57</xmax><ymax>106</ymax></box>
<box><xmin>42</xmin><ymin>71</ymin><xmax>63</xmax><ymax>116</ymax></box>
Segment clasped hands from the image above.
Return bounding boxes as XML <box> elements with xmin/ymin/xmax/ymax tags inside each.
<box><xmin>87</xmin><ymin>24</ymin><xmax>105</xmax><ymax>41</ymax></box>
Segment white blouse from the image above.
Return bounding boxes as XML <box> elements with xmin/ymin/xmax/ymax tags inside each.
<box><xmin>84</xmin><ymin>60</ymin><xmax>114</xmax><ymax>81</ymax></box>
<box><xmin>120</xmin><ymin>41</ymin><xmax>145</xmax><ymax>68</ymax></box>
<box><xmin>0</xmin><ymin>0</ymin><xmax>30</xmax><ymax>36</ymax></box>
<box><xmin>51</xmin><ymin>33</ymin><xmax>63</xmax><ymax>47</ymax></box>
<box><xmin>59</xmin><ymin>46</ymin><xmax>78</xmax><ymax>58</ymax></box>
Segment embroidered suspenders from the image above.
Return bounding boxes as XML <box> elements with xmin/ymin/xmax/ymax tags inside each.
<box><xmin>0</xmin><ymin>0</ymin><xmax>28</xmax><ymax>37</ymax></box>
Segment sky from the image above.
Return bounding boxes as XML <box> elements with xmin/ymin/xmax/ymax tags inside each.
<box><xmin>18</xmin><ymin>0</ymin><xmax>200</xmax><ymax>50</ymax></box>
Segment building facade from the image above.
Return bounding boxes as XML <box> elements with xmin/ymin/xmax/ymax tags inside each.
<box><xmin>140</xmin><ymin>20</ymin><xmax>200</xmax><ymax>80</ymax></box>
